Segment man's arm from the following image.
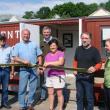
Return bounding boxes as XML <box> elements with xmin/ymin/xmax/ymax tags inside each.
<box><xmin>13</xmin><ymin>56</ymin><xmax>30</xmax><ymax>65</ymax></box>
<box><xmin>37</xmin><ymin>55</ymin><xmax>43</xmax><ymax>66</ymax></box>
<box><xmin>10</xmin><ymin>58</ymin><xmax>15</xmax><ymax>79</ymax></box>
<box><xmin>88</xmin><ymin>48</ymin><xmax>102</xmax><ymax>73</ymax></box>
<box><xmin>37</xmin><ymin>55</ymin><xmax>43</xmax><ymax>74</ymax></box>
<box><xmin>73</xmin><ymin>59</ymin><xmax>78</xmax><ymax>75</ymax></box>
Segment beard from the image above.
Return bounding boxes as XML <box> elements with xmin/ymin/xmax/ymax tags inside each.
<box><xmin>82</xmin><ymin>43</ymin><xmax>90</xmax><ymax>48</ymax></box>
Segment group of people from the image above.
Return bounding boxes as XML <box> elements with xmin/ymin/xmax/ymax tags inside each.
<box><xmin>0</xmin><ymin>26</ymin><xmax>110</xmax><ymax>110</ymax></box>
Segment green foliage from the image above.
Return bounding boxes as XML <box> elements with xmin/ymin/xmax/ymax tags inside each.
<box><xmin>105</xmin><ymin>0</ymin><xmax>110</xmax><ymax>11</ymax></box>
<box><xmin>74</xmin><ymin>2</ymin><xmax>87</xmax><ymax>16</ymax></box>
<box><xmin>23</xmin><ymin>11</ymin><xmax>34</xmax><ymax>19</ymax></box>
<box><xmin>34</xmin><ymin>7</ymin><xmax>51</xmax><ymax>19</ymax></box>
<box><xmin>100</xmin><ymin>3</ymin><xmax>106</xmax><ymax>8</ymax></box>
<box><xmin>22</xmin><ymin>1</ymin><xmax>110</xmax><ymax>19</ymax></box>
<box><xmin>51</xmin><ymin>2</ymin><xmax>76</xmax><ymax>18</ymax></box>
<box><xmin>86</xmin><ymin>3</ymin><xmax>98</xmax><ymax>15</ymax></box>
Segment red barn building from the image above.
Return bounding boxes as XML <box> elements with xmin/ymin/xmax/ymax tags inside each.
<box><xmin>0</xmin><ymin>8</ymin><xmax>110</xmax><ymax>103</ymax></box>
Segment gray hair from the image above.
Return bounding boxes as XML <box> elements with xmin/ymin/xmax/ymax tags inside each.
<box><xmin>42</xmin><ymin>26</ymin><xmax>51</xmax><ymax>33</ymax></box>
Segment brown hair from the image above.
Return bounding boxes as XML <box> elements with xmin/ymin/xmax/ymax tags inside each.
<box><xmin>0</xmin><ymin>34</ymin><xmax>6</xmax><ymax>41</ymax></box>
<box><xmin>106</xmin><ymin>38</ymin><xmax>110</xmax><ymax>42</ymax></box>
<box><xmin>81</xmin><ymin>32</ymin><xmax>92</xmax><ymax>39</ymax></box>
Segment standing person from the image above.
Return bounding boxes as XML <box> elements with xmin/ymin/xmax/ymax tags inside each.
<box><xmin>40</xmin><ymin>26</ymin><xmax>64</xmax><ymax>101</ymax></box>
<box><xmin>43</xmin><ymin>39</ymin><xmax>65</xmax><ymax>110</ymax></box>
<box><xmin>0</xmin><ymin>34</ymin><xmax>13</xmax><ymax>109</ymax></box>
<box><xmin>104</xmin><ymin>38</ymin><xmax>110</xmax><ymax>110</ymax></box>
<box><xmin>73</xmin><ymin>32</ymin><xmax>101</xmax><ymax>110</ymax></box>
<box><xmin>13</xmin><ymin>29</ymin><xmax>42</xmax><ymax>110</ymax></box>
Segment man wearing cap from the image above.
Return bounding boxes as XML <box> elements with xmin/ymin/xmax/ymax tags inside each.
<box><xmin>0</xmin><ymin>33</ymin><xmax>13</xmax><ymax>109</ymax></box>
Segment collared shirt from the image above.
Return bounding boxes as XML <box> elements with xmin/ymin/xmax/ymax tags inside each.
<box><xmin>13</xmin><ymin>41</ymin><xmax>42</xmax><ymax>64</ymax></box>
<box><xmin>0</xmin><ymin>45</ymin><xmax>12</xmax><ymax>64</ymax></box>
<box><xmin>43</xmin><ymin>36</ymin><xmax>53</xmax><ymax>43</ymax></box>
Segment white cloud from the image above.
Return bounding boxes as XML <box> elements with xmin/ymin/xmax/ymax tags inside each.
<box><xmin>0</xmin><ymin>0</ymin><xmax>108</xmax><ymax>16</ymax></box>
<box><xmin>0</xmin><ymin>1</ymin><xmax>63</xmax><ymax>15</ymax></box>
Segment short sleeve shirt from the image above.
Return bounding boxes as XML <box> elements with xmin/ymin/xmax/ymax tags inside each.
<box><xmin>13</xmin><ymin>41</ymin><xmax>42</xmax><ymax>64</ymax></box>
<box><xmin>0</xmin><ymin>45</ymin><xmax>12</xmax><ymax>64</ymax></box>
<box><xmin>74</xmin><ymin>46</ymin><xmax>101</xmax><ymax>69</ymax></box>
<box><xmin>45</xmin><ymin>50</ymin><xmax>65</xmax><ymax>76</ymax></box>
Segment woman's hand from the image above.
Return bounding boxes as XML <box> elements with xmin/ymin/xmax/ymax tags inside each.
<box><xmin>43</xmin><ymin>62</ymin><xmax>51</xmax><ymax>67</ymax></box>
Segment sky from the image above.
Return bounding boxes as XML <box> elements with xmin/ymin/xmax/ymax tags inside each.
<box><xmin>0</xmin><ymin>0</ymin><xmax>109</xmax><ymax>16</ymax></box>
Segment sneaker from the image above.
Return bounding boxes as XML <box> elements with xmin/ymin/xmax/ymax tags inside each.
<box><xmin>1</xmin><ymin>103</ymin><xmax>11</xmax><ymax>109</ymax></box>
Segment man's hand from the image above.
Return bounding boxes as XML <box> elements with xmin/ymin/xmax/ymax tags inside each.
<box><xmin>37</xmin><ymin>66</ymin><xmax>44</xmax><ymax>74</ymax></box>
<box><xmin>87</xmin><ymin>66</ymin><xmax>96</xmax><ymax>73</ymax></box>
<box><xmin>10</xmin><ymin>71</ymin><xmax>16</xmax><ymax>79</ymax></box>
<box><xmin>23</xmin><ymin>60</ymin><xmax>31</xmax><ymax>65</ymax></box>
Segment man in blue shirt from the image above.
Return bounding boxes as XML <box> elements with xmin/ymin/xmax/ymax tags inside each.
<box><xmin>0</xmin><ymin>34</ymin><xmax>12</xmax><ymax>109</ymax></box>
<box><xmin>13</xmin><ymin>29</ymin><xmax>42</xmax><ymax>110</ymax></box>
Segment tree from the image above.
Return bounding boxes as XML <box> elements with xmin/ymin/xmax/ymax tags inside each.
<box><xmin>100</xmin><ymin>3</ymin><xmax>106</xmax><ymax>8</ymax></box>
<box><xmin>105</xmin><ymin>0</ymin><xmax>110</xmax><ymax>11</ymax></box>
<box><xmin>86</xmin><ymin>3</ymin><xmax>98</xmax><ymax>15</ymax></box>
<box><xmin>23</xmin><ymin>11</ymin><xmax>34</xmax><ymax>19</ymax></box>
<box><xmin>34</xmin><ymin>7</ymin><xmax>51</xmax><ymax>19</ymax></box>
<box><xmin>74</xmin><ymin>2</ymin><xmax>88</xmax><ymax>17</ymax></box>
<box><xmin>22</xmin><ymin>1</ymin><xmax>108</xmax><ymax>19</ymax></box>
<box><xmin>52</xmin><ymin>2</ymin><xmax>76</xmax><ymax>18</ymax></box>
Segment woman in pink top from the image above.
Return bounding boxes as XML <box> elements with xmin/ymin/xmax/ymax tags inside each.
<box><xmin>44</xmin><ymin>39</ymin><xmax>65</xmax><ymax>110</ymax></box>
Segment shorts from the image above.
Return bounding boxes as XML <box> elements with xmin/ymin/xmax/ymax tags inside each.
<box><xmin>45</xmin><ymin>75</ymin><xmax>65</xmax><ymax>89</ymax></box>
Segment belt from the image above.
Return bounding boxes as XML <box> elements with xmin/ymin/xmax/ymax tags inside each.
<box><xmin>0</xmin><ymin>66</ymin><xmax>10</xmax><ymax>69</ymax></box>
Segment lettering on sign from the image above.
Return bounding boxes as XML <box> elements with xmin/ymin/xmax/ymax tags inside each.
<box><xmin>0</xmin><ymin>30</ymin><xmax>20</xmax><ymax>39</ymax></box>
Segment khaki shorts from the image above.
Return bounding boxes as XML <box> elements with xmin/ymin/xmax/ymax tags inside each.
<box><xmin>45</xmin><ymin>75</ymin><xmax>65</xmax><ymax>89</ymax></box>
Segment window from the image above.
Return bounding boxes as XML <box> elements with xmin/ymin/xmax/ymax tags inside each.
<box><xmin>63</xmin><ymin>33</ymin><xmax>73</xmax><ymax>48</ymax></box>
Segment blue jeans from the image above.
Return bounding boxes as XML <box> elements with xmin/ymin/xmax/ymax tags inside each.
<box><xmin>76</xmin><ymin>74</ymin><xmax>94</xmax><ymax>110</ymax></box>
<box><xmin>40</xmin><ymin>86</ymin><xmax>47</xmax><ymax>99</ymax></box>
<box><xmin>40</xmin><ymin>74</ymin><xmax>47</xmax><ymax>99</ymax></box>
<box><xmin>18</xmin><ymin>68</ymin><xmax>39</xmax><ymax>108</ymax></box>
<box><xmin>0</xmin><ymin>67</ymin><xmax>10</xmax><ymax>105</ymax></box>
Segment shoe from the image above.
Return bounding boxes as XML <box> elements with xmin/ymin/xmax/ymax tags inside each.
<box><xmin>1</xmin><ymin>103</ymin><xmax>12</xmax><ymax>109</ymax></box>
<box><xmin>0</xmin><ymin>105</ymin><xmax>3</xmax><ymax>109</ymax></box>
<box><xmin>27</xmin><ymin>105</ymin><xmax>34</xmax><ymax>110</ymax></box>
<box><xmin>36</xmin><ymin>98</ymin><xmax>45</xmax><ymax>105</ymax></box>
<box><xmin>63</xmin><ymin>102</ymin><xmax>67</xmax><ymax>109</ymax></box>
<box><xmin>40</xmin><ymin>97</ymin><xmax>46</xmax><ymax>102</ymax></box>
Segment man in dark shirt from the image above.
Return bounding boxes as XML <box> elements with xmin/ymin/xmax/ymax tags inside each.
<box><xmin>73</xmin><ymin>32</ymin><xmax>102</xmax><ymax>110</ymax></box>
